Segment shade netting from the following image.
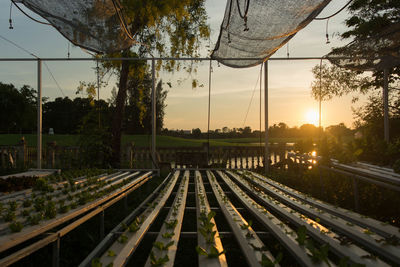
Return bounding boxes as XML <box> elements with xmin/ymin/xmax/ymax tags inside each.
<box><xmin>212</xmin><ymin>0</ymin><xmax>331</xmax><ymax>68</ymax></box>
<box><xmin>18</xmin><ymin>0</ymin><xmax>135</xmax><ymax>53</ymax></box>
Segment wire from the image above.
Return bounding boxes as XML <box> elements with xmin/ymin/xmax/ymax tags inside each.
<box><xmin>43</xmin><ymin>62</ymin><xmax>66</xmax><ymax>97</ymax></box>
<box><xmin>9</xmin><ymin>2</ymin><xmax>14</xmax><ymax>29</ymax></box>
<box><xmin>314</xmin><ymin>0</ymin><xmax>353</xmax><ymax>20</ymax></box>
<box><xmin>11</xmin><ymin>0</ymin><xmax>51</xmax><ymax>25</ymax></box>
<box><xmin>236</xmin><ymin>0</ymin><xmax>250</xmax><ymax>19</ymax></box>
<box><xmin>207</xmin><ymin>60</ymin><xmax>212</xmax><ymax>158</ymax></box>
<box><xmin>0</xmin><ymin>34</ymin><xmax>66</xmax><ymax>97</ymax></box>
<box><xmin>242</xmin><ymin>64</ymin><xmax>262</xmax><ymax>127</ymax></box>
<box><xmin>0</xmin><ymin>34</ymin><xmax>38</xmax><ymax>58</ymax></box>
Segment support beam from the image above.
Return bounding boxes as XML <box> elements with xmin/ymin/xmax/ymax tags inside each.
<box><xmin>264</xmin><ymin>61</ymin><xmax>269</xmax><ymax>174</ymax></box>
<box><xmin>37</xmin><ymin>59</ymin><xmax>42</xmax><ymax>169</ymax></box>
<box><xmin>151</xmin><ymin>59</ymin><xmax>156</xmax><ymax>169</ymax></box>
<box><xmin>383</xmin><ymin>68</ymin><xmax>389</xmax><ymax>142</ymax></box>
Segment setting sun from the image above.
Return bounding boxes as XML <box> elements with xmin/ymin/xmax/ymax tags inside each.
<box><xmin>305</xmin><ymin>109</ymin><xmax>319</xmax><ymax>126</ymax></box>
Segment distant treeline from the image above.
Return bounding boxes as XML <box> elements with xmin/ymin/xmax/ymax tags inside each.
<box><xmin>162</xmin><ymin>122</ymin><xmax>353</xmax><ymax>140</ymax></box>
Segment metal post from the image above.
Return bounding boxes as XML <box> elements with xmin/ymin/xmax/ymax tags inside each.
<box><xmin>100</xmin><ymin>210</ymin><xmax>105</xmax><ymax>239</ymax></box>
<box><xmin>151</xmin><ymin>59</ymin><xmax>156</xmax><ymax>169</ymax></box>
<box><xmin>52</xmin><ymin>234</ymin><xmax>60</xmax><ymax>267</ymax></box>
<box><xmin>37</xmin><ymin>59</ymin><xmax>42</xmax><ymax>169</ymax></box>
<box><xmin>264</xmin><ymin>61</ymin><xmax>269</xmax><ymax>174</ymax></box>
<box><xmin>383</xmin><ymin>68</ymin><xmax>389</xmax><ymax>142</ymax></box>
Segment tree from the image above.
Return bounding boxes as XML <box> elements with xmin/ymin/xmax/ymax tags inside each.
<box><xmin>101</xmin><ymin>1</ymin><xmax>209</xmax><ymax>166</ymax></box>
<box><xmin>0</xmin><ymin>83</ymin><xmax>36</xmax><ymax>133</ymax></box>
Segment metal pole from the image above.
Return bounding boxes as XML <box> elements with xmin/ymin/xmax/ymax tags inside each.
<box><xmin>151</xmin><ymin>59</ymin><xmax>156</xmax><ymax>169</ymax></box>
<box><xmin>383</xmin><ymin>68</ymin><xmax>389</xmax><ymax>142</ymax></box>
<box><xmin>264</xmin><ymin>61</ymin><xmax>269</xmax><ymax>174</ymax></box>
<box><xmin>52</xmin><ymin>234</ymin><xmax>60</xmax><ymax>267</ymax></box>
<box><xmin>37</xmin><ymin>59</ymin><xmax>42</xmax><ymax>169</ymax></box>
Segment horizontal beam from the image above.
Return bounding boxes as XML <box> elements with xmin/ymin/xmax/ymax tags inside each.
<box><xmin>0</xmin><ymin>57</ymin><xmax>354</xmax><ymax>62</ymax></box>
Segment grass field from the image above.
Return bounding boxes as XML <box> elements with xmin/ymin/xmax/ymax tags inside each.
<box><xmin>0</xmin><ymin>134</ymin><xmax>300</xmax><ymax>147</ymax></box>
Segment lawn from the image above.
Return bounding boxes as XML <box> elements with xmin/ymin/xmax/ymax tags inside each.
<box><xmin>0</xmin><ymin>134</ymin><xmax>299</xmax><ymax>147</ymax></box>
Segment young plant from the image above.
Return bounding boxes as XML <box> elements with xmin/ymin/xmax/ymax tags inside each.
<box><xmin>196</xmin><ymin>245</ymin><xmax>225</xmax><ymax>258</ymax></box>
<box><xmin>9</xmin><ymin>221</ymin><xmax>24</xmax><ymax>232</ymax></box>
<box><xmin>23</xmin><ymin>199</ymin><xmax>32</xmax><ymax>208</ymax></box>
<box><xmin>153</xmin><ymin>241</ymin><xmax>174</xmax><ymax>251</ymax></box>
<box><xmin>44</xmin><ymin>201</ymin><xmax>57</xmax><ymax>219</ymax></box>
<box><xmin>260</xmin><ymin>252</ymin><xmax>282</xmax><ymax>267</ymax></box>
<box><xmin>8</xmin><ymin>201</ymin><xmax>18</xmax><ymax>211</ymax></box>
<box><xmin>164</xmin><ymin>219</ymin><xmax>178</xmax><ymax>230</ymax></box>
<box><xmin>162</xmin><ymin>232</ymin><xmax>174</xmax><ymax>239</ymax></box>
<box><xmin>3</xmin><ymin>210</ymin><xmax>16</xmax><ymax>222</ymax></box>
<box><xmin>118</xmin><ymin>234</ymin><xmax>128</xmax><ymax>244</ymax></box>
<box><xmin>150</xmin><ymin>251</ymin><xmax>169</xmax><ymax>266</ymax></box>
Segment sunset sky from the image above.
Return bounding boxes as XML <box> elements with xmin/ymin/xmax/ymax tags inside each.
<box><xmin>0</xmin><ymin>0</ymin><xmax>369</xmax><ymax>132</ymax></box>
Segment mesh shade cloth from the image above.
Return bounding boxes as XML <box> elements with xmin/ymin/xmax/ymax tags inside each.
<box><xmin>212</xmin><ymin>0</ymin><xmax>331</xmax><ymax>68</ymax></box>
<box><xmin>327</xmin><ymin>22</ymin><xmax>400</xmax><ymax>71</ymax></box>
<box><xmin>19</xmin><ymin>0</ymin><xmax>135</xmax><ymax>53</ymax></box>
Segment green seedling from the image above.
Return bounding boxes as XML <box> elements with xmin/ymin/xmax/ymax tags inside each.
<box><xmin>150</xmin><ymin>251</ymin><xmax>169</xmax><ymax>266</ymax></box>
<box><xmin>44</xmin><ymin>201</ymin><xmax>57</xmax><ymax>219</ymax></box>
<box><xmin>118</xmin><ymin>234</ymin><xmax>128</xmax><ymax>243</ymax></box>
<box><xmin>28</xmin><ymin>213</ymin><xmax>43</xmax><ymax>225</ymax></box>
<box><xmin>3</xmin><ymin>210</ymin><xmax>16</xmax><ymax>222</ymax></box>
<box><xmin>296</xmin><ymin>225</ymin><xmax>307</xmax><ymax>246</ymax></box>
<box><xmin>196</xmin><ymin>245</ymin><xmax>225</xmax><ymax>258</ymax></box>
<box><xmin>153</xmin><ymin>241</ymin><xmax>174</xmax><ymax>251</ymax></box>
<box><xmin>34</xmin><ymin>197</ymin><xmax>46</xmax><ymax>212</ymax></box>
<box><xmin>9</xmin><ymin>221</ymin><xmax>24</xmax><ymax>232</ymax></box>
<box><xmin>22</xmin><ymin>209</ymin><xmax>30</xmax><ymax>217</ymax></box>
<box><xmin>91</xmin><ymin>258</ymin><xmax>102</xmax><ymax>267</ymax></box>
<box><xmin>240</xmin><ymin>220</ymin><xmax>253</xmax><ymax>230</ymax></box>
<box><xmin>162</xmin><ymin>232</ymin><xmax>174</xmax><ymax>239</ymax></box>
<box><xmin>8</xmin><ymin>201</ymin><xmax>18</xmax><ymax>211</ymax></box>
<box><xmin>107</xmin><ymin>250</ymin><xmax>116</xmax><ymax>257</ymax></box>
<box><xmin>23</xmin><ymin>199</ymin><xmax>32</xmax><ymax>208</ymax></box>
<box><xmin>260</xmin><ymin>253</ymin><xmax>282</xmax><ymax>267</ymax></box>
<box><xmin>165</xmin><ymin>219</ymin><xmax>178</xmax><ymax>230</ymax></box>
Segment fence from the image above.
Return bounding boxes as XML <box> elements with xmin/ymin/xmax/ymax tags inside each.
<box><xmin>0</xmin><ymin>140</ymin><xmax>294</xmax><ymax>170</ymax></box>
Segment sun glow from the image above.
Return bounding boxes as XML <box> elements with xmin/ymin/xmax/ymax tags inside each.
<box><xmin>305</xmin><ymin>109</ymin><xmax>319</xmax><ymax>126</ymax></box>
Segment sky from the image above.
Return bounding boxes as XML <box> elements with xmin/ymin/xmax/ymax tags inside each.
<box><xmin>0</xmin><ymin>0</ymin><xmax>370</xmax><ymax>132</ymax></box>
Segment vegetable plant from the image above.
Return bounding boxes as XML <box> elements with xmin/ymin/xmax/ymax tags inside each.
<box><xmin>9</xmin><ymin>221</ymin><xmax>24</xmax><ymax>232</ymax></box>
<box><xmin>150</xmin><ymin>251</ymin><xmax>169</xmax><ymax>266</ymax></box>
<box><xmin>196</xmin><ymin>245</ymin><xmax>225</xmax><ymax>258</ymax></box>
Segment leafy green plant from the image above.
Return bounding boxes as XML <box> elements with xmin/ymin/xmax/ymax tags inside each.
<box><xmin>3</xmin><ymin>210</ymin><xmax>16</xmax><ymax>222</ymax></box>
<box><xmin>150</xmin><ymin>251</ymin><xmax>169</xmax><ymax>266</ymax></box>
<box><xmin>153</xmin><ymin>241</ymin><xmax>174</xmax><ymax>251</ymax></box>
<box><xmin>23</xmin><ymin>199</ymin><xmax>32</xmax><ymax>207</ymax></box>
<box><xmin>27</xmin><ymin>213</ymin><xmax>43</xmax><ymax>225</ymax></box>
<box><xmin>9</xmin><ymin>221</ymin><xmax>23</xmax><ymax>232</ymax></box>
<box><xmin>260</xmin><ymin>252</ymin><xmax>282</xmax><ymax>267</ymax></box>
<box><xmin>34</xmin><ymin>197</ymin><xmax>45</xmax><ymax>212</ymax></box>
<box><xmin>8</xmin><ymin>201</ymin><xmax>18</xmax><ymax>211</ymax></box>
<box><xmin>164</xmin><ymin>219</ymin><xmax>178</xmax><ymax>230</ymax></box>
<box><xmin>44</xmin><ymin>201</ymin><xmax>57</xmax><ymax>219</ymax></box>
<box><xmin>162</xmin><ymin>232</ymin><xmax>174</xmax><ymax>239</ymax></box>
<box><xmin>118</xmin><ymin>234</ymin><xmax>128</xmax><ymax>243</ymax></box>
<box><xmin>240</xmin><ymin>220</ymin><xmax>253</xmax><ymax>230</ymax></box>
<box><xmin>196</xmin><ymin>245</ymin><xmax>225</xmax><ymax>258</ymax></box>
<box><xmin>296</xmin><ymin>225</ymin><xmax>307</xmax><ymax>246</ymax></box>
<box><xmin>107</xmin><ymin>250</ymin><xmax>116</xmax><ymax>257</ymax></box>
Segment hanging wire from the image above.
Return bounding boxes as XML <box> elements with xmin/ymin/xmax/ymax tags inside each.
<box><xmin>325</xmin><ymin>19</ymin><xmax>330</xmax><ymax>44</ymax></box>
<box><xmin>10</xmin><ymin>0</ymin><xmax>51</xmax><ymax>25</ymax></box>
<box><xmin>67</xmin><ymin>42</ymin><xmax>70</xmax><ymax>58</ymax></box>
<box><xmin>236</xmin><ymin>0</ymin><xmax>250</xmax><ymax>31</ymax></box>
<box><xmin>43</xmin><ymin>62</ymin><xmax>66</xmax><ymax>97</ymax></box>
<box><xmin>259</xmin><ymin>63</ymin><xmax>263</xmax><ymax>156</ymax></box>
<box><xmin>314</xmin><ymin>0</ymin><xmax>353</xmax><ymax>20</ymax></box>
<box><xmin>242</xmin><ymin>65</ymin><xmax>262</xmax><ymax>127</ymax></box>
<box><xmin>9</xmin><ymin>2</ymin><xmax>14</xmax><ymax>29</ymax></box>
<box><xmin>0</xmin><ymin>34</ymin><xmax>38</xmax><ymax>58</ymax></box>
<box><xmin>207</xmin><ymin>60</ymin><xmax>213</xmax><ymax>160</ymax></box>
<box><xmin>286</xmin><ymin>42</ymin><xmax>290</xmax><ymax>58</ymax></box>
